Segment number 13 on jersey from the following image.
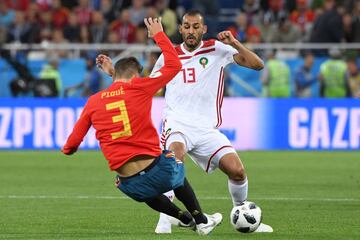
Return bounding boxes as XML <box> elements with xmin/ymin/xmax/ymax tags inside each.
<box><xmin>106</xmin><ymin>100</ymin><xmax>132</xmax><ymax>139</ymax></box>
<box><xmin>181</xmin><ymin>68</ymin><xmax>196</xmax><ymax>83</ymax></box>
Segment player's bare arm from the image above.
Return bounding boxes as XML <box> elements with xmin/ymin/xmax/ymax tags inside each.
<box><xmin>217</xmin><ymin>31</ymin><xmax>264</xmax><ymax>70</ymax></box>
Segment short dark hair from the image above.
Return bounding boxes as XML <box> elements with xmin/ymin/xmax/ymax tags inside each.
<box><xmin>182</xmin><ymin>9</ymin><xmax>205</xmax><ymax>24</ymax></box>
<box><xmin>114</xmin><ymin>57</ymin><xmax>143</xmax><ymax>79</ymax></box>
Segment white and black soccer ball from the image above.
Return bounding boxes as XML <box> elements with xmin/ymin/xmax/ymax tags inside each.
<box><xmin>230</xmin><ymin>201</ymin><xmax>262</xmax><ymax>233</ymax></box>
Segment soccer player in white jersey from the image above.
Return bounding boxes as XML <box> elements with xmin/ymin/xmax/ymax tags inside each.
<box><xmin>96</xmin><ymin>10</ymin><xmax>272</xmax><ymax>233</ymax></box>
<box><xmin>151</xmin><ymin>9</ymin><xmax>272</xmax><ymax>233</ymax></box>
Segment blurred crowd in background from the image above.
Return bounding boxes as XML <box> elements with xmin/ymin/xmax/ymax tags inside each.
<box><xmin>0</xmin><ymin>0</ymin><xmax>359</xmax><ymax>98</ymax></box>
<box><xmin>1</xmin><ymin>0</ymin><xmax>360</xmax><ymax>45</ymax></box>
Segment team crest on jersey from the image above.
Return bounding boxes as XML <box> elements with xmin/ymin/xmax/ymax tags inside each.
<box><xmin>165</xmin><ymin>128</ymin><xmax>172</xmax><ymax>135</ymax></box>
<box><xmin>199</xmin><ymin>57</ymin><xmax>208</xmax><ymax>68</ymax></box>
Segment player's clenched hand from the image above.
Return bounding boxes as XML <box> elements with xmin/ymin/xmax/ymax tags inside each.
<box><xmin>144</xmin><ymin>17</ymin><xmax>163</xmax><ymax>38</ymax></box>
<box><xmin>217</xmin><ymin>31</ymin><xmax>237</xmax><ymax>45</ymax></box>
<box><xmin>96</xmin><ymin>54</ymin><xmax>114</xmax><ymax>76</ymax></box>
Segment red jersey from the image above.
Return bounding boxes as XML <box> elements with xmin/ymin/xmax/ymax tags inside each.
<box><xmin>62</xmin><ymin>32</ymin><xmax>181</xmax><ymax>170</ymax></box>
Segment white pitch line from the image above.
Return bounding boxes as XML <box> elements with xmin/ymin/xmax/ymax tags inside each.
<box><xmin>249</xmin><ymin>197</ymin><xmax>360</xmax><ymax>202</ymax></box>
<box><xmin>0</xmin><ymin>195</ymin><xmax>359</xmax><ymax>202</ymax></box>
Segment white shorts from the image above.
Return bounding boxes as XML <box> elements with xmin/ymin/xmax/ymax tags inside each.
<box><xmin>160</xmin><ymin>118</ymin><xmax>236</xmax><ymax>173</ymax></box>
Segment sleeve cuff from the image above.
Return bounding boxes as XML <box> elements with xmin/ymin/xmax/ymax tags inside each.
<box><xmin>153</xmin><ymin>32</ymin><xmax>166</xmax><ymax>42</ymax></box>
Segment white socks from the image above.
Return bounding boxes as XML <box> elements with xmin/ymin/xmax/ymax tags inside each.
<box><xmin>228</xmin><ymin>178</ymin><xmax>248</xmax><ymax>206</ymax></box>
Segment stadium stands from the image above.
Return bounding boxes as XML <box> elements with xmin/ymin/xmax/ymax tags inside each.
<box><xmin>0</xmin><ymin>0</ymin><xmax>359</xmax><ymax>97</ymax></box>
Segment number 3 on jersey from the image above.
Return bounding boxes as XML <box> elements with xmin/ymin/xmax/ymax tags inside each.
<box><xmin>181</xmin><ymin>68</ymin><xmax>196</xmax><ymax>83</ymax></box>
<box><xmin>106</xmin><ymin>100</ymin><xmax>132</xmax><ymax>139</ymax></box>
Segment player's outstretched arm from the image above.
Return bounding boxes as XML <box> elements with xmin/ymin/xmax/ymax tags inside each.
<box><xmin>97</xmin><ymin>17</ymin><xmax>181</xmax><ymax>95</ymax></box>
<box><xmin>61</xmin><ymin>146</ymin><xmax>77</xmax><ymax>155</ymax></box>
<box><xmin>61</xmin><ymin>103</ymin><xmax>92</xmax><ymax>155</ymax></box>
<box><xmin>96</xmin><ymin>18</ymin><xmax>165</xmax><ymax>77</ymax></box>
<box><xmin>217</xmin><ymin>31</ymin><xmax>264</xmax><ymax>70</ymax></box>
<box><xmin>140</xmin><ymin>17</ymin><xmax>182</xmax><ymax>94</ymax></box>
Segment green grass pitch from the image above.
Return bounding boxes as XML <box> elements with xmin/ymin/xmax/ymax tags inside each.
<box><xmin>0</xmin><ymin>151</ymin><xmax>359</xmax><ymax>240</ymax></box>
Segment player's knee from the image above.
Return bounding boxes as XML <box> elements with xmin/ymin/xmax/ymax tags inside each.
<box><xmin>173</xmin><ymin>151</ymin><xmax>185</xmax><ymax>162</ymax></box>
<box><xmin>168</xmin><ymin>142</ymin><xmax>186</xmax><ymax>161</ymax></box>
<box><xmin>176</xmin><ymin>152</ymin><xmax>186</xmax><ymax>161</ymax></box>
<box><xmin>220</xmin><ymin>154</ymin><xmax>246</xmax><ymax>181</ymax></box>
<box><xmin>229</xmin><ymin>165</ymin><xmax>246</xmax><ymax>181</ymax></box>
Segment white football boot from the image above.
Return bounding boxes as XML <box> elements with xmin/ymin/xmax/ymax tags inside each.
<box><xmin>196</xmin><ymin>213</ymin><xmax>223</xmax><ymax>236</ymax></box>
<box><xmin>168</xmin><ymin>216</ymin><xmax>196</xmax><ymax>229</ymax></box>
<box><xmin>254</xmin><ymin>223</ymin><xmax>273</xmax><ymax>233</ymax></box>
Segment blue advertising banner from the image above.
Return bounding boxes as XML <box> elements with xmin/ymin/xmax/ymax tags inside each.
<box><xmin>0</xmin><ymin>98</ymin><xmax>359</xmax><ymax>150</ymax></box>
<box><xmin>264</xmin><ymin>99</ymin><xmax>360</xmax><ymax>150</ymax></box>
<box><xmin>0</xmin><ymin>98</ymin><xmax>92</xmax><ymax>150</ymax></box>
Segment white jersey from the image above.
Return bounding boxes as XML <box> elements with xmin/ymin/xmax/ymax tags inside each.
<box><xmin>151</xmin><ymin>39</ymin><xmax>237</xmax><ymax>128</ymax></box>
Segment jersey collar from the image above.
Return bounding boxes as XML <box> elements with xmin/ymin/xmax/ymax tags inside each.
<box><xmin>180</xmin><ymin>41</ymin><xmax>204</xmax><ymax>55</ymax></box>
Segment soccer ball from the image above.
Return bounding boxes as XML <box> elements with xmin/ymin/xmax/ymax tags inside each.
<box><xmin>230</xmin><ymin>201</ymin><xmax>262</xmax><ymax>233</ymax></box>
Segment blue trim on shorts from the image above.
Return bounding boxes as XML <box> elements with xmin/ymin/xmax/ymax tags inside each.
<box><xmin>116</xmin><ymin>150</ymin><xmax>185</xmax><ymax>202</ymax></box>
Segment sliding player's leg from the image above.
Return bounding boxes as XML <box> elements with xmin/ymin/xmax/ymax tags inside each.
<box><xmin>173</xmin><ymin>178</ymin><xmax>207</xmax><ymax>224</ymax></box>
<box><xmin>173</xmin><ymin>177</ymin><xmax>223</xmax><ymax>235</ymax></box>
<box><xmin>115</xmin><ymin>149</ymin><xmax>197</xmax><ymax>230</ymax></box>
<box><xmin>145</xmin><ymin>194</ymin><xmax>193</xmax><ymax>224</ymax></box>
<box><xmin>155</xmin><ymin>191</ymin><xmax>176</xmax><ymax>234</ymax></box>
<box><xmin>155</xmin><ymin>136</ymin><xmax>189</xmax><ymax>234</ymax></box>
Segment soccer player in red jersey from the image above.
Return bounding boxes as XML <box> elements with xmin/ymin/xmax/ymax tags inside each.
<box><xmin>62</xmin><ymin>17</ymin><xmax>222</xmax><ymax>235</ymax></box>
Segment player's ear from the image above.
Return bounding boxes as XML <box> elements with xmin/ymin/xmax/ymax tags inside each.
<box><xmin>203</xmin><ymin>25</ymin><xmax>208</xmax><ymax>35</ymax></box>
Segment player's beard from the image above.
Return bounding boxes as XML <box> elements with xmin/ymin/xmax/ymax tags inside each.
<box><xmin>183</xmin><ymin>34</ymin><xmax>202</xmax><ymax>51</ymax></box>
